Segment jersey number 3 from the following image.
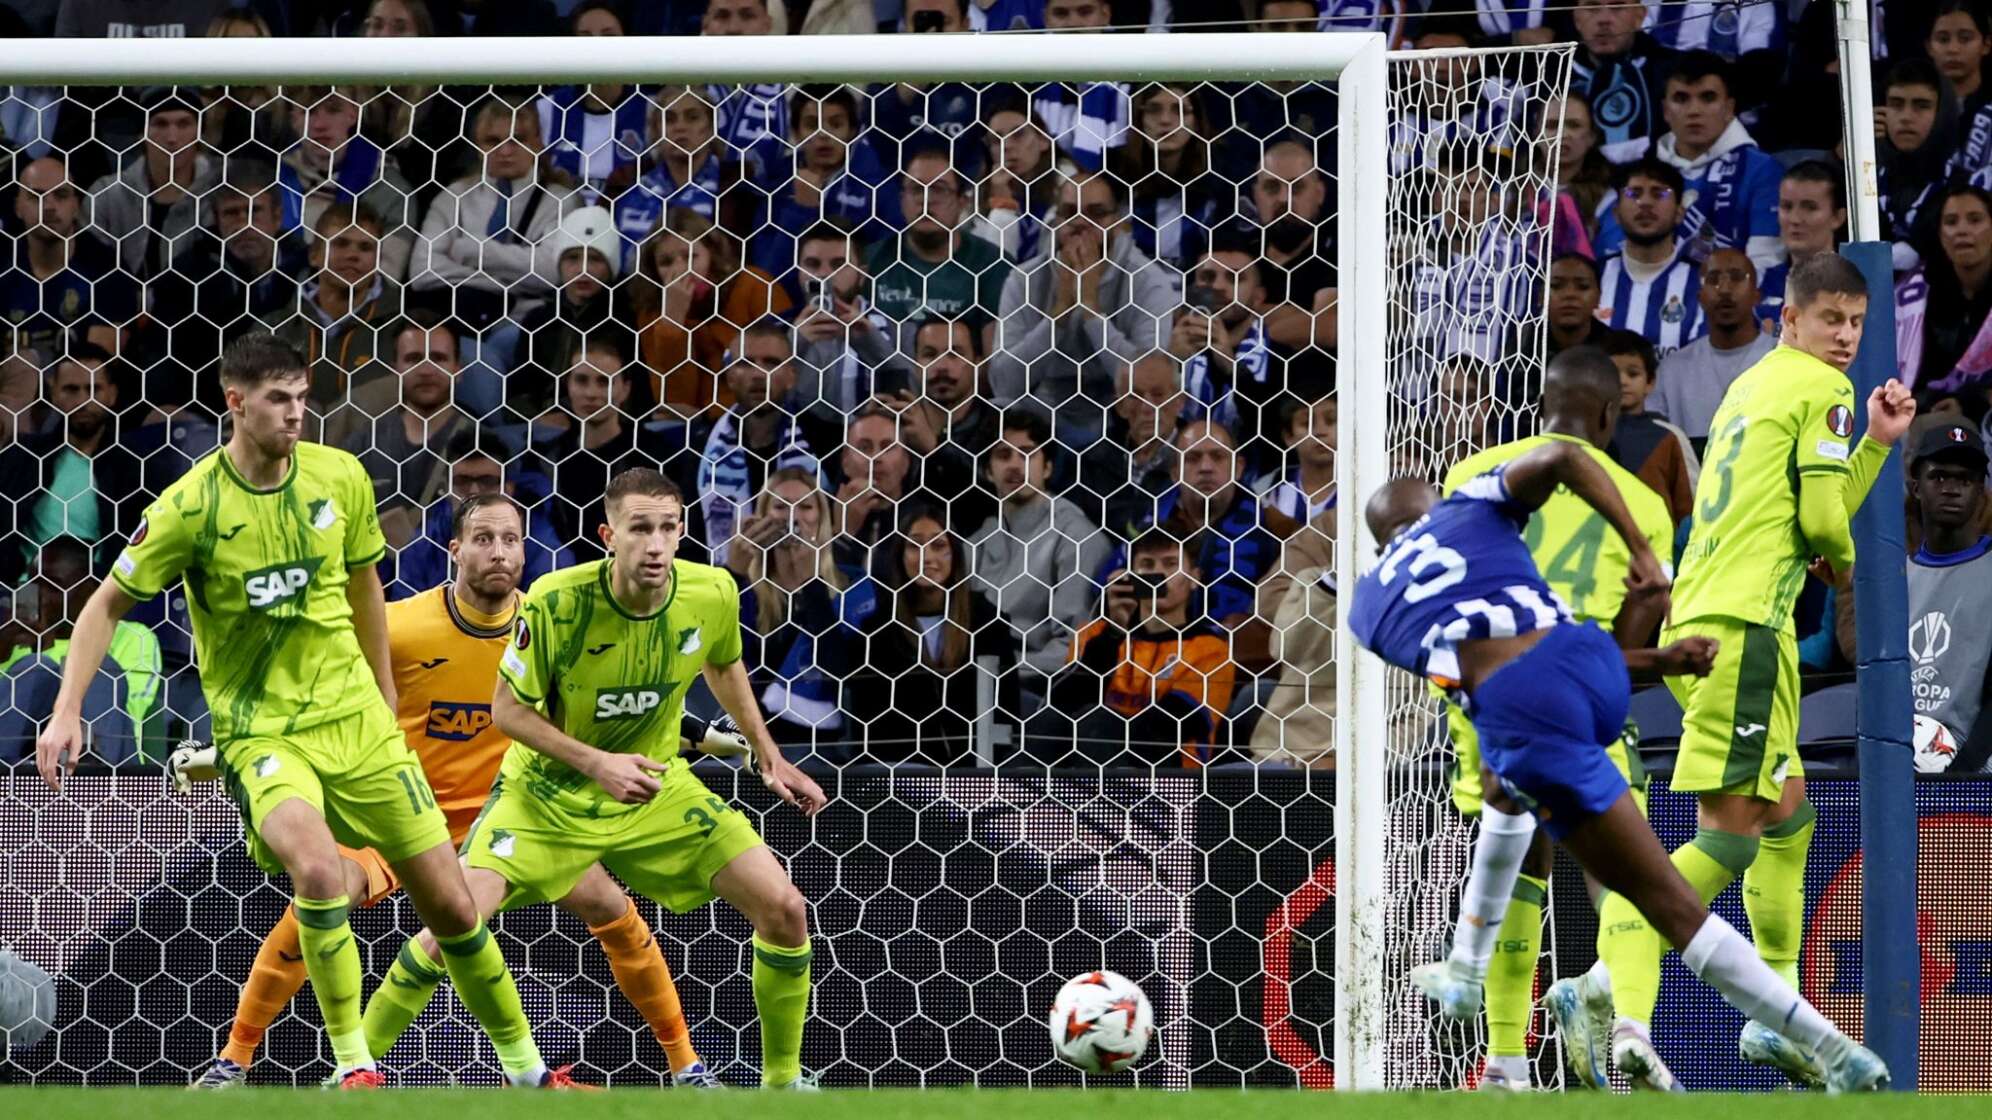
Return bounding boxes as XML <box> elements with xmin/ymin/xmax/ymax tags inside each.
<box><xmin>1699</xmin><ymin>416</ymin><xmax>1749</xmax><ymax>522</ymax></box>
<box><xmin>1377</xmin><ymin>531</ymin><xmax>1467</xmax><ymax>603</ymax></box>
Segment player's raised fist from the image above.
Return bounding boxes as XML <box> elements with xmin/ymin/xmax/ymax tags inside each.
<box><xmin>35</xmin><ymin>712</ymin><xmax>84</xmax><ymax>791</ymax></box>
<box><xmin>590</xmin><ymin>750</ymin><xmax>669</xmax><ymax>804</ymax></box>
<box><xmin>1865</xmin><ymin>379</ymin><xmax>1917</xmax><ymax>446</ymax></box>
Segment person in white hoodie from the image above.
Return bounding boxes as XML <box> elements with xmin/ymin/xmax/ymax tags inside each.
<box><xmin>1596</xmin><ymin>50</ymin><xmax>1785</xmax><ymax>276</ymax></box>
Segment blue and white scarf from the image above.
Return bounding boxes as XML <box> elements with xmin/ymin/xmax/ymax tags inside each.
<box><xmin>277</xmin><ymin>136</ymin><xmax>384</xmax><ymax>235</ymax></box>
<box><xmin>1184</xmin><ymin>318</ymin><xmax>1269</xmax><ymax>435</ymax></box>
<box><xmin>696</xmin><ymin>409</ymin><xmax>823</xmax><ymax>567</ymax></box>
<box><xmin>540</xmin><ymin>85</ymin><xmax>650</xmax><ymax>199</ymax></box>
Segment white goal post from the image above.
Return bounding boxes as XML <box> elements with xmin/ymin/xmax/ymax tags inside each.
<box><xmin>0</xmin><ymin>32</ymin><xmax>1570</xmax><ymax>1090</ymax></box>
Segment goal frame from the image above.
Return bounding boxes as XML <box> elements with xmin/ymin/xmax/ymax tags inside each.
<box><xmin>0</xmin><ymin>30</ymin><xmax>1392</xmax><ymax>1088</ymax></box>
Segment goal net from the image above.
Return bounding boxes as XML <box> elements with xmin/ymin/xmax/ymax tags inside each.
<box><xmin>0</xmin><ymin>33</ymin><xmax>1571</xmax><ymax>1088</ymax></box>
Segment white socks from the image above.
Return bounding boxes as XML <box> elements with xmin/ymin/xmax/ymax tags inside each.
<box><xmin>1681</xmin><ymin>913</ymin><xmax>1839</xmax><ymax>1055</ymax></box>
<box><xmin>1449</xmin><ymin>803</ymin><xmax>1537</xmax><ymax>978</ymax></box>
<box><xmin>1487</xmin><ymin>1054</ymin><xmax>1531</xmax><ymax>1086</ymax></box>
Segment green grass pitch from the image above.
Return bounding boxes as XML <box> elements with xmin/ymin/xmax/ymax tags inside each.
<box><xmin>1</xmin><ymin>1089</ymin><xmax>1982</xmax><ymax>1119</ymax></box>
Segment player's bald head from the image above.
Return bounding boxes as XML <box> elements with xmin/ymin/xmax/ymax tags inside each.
<box><xmin>1541</xmin><ymin>344</ymin><xmax>1621</xmax><ymax>414</ymax></box>
<box><xmin>1365</xmin><ymin>477</ymin><xmax>1438</xmax><ymax>546</ymax></box>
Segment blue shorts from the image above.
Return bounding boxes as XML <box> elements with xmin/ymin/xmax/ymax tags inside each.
<box><xmin>1470</xmin><ymin>622</ymin><xmax>1631</xmax><ymax>839</ymax></box>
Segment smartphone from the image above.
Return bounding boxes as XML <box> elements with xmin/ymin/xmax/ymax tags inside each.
<box><xmin>1121</xmin><ymin>572</ymin><xmax>1162</xmax><ymax>600</ymax></box>
<box><xmin>805</xmin><ymin>277</ymin><xmax>835</xmax><ymax>313</ymax></box>
<box><xmin>1186</xmin><ymin>284</ymin><xmax>1220</xmax><ymax>313</ymax></box>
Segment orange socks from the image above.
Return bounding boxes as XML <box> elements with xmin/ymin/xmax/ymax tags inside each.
<box><xmin>218</xmin><ymin>905</ymin><xmax>310</xmax><ymax>1067</ymax></box>
<box><xmin>590</xmin><ymin>902</ymin><xmax>700</xmax><ymax>1073</ymax></box>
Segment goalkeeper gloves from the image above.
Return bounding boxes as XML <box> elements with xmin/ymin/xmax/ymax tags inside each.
<box><xmin>682</xmin><ymin>712</ymin><xmax>757</xmax><ymax>774</ymax></box>
<box><xmin>166</xmin><ymin>740</ymin><xmax>219</xmax><ymax>793</ymax></box>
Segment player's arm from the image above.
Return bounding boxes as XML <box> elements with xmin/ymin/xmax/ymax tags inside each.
<box><xmin>1801</xmin><ymin>381</ymin><xmax>1915</xmax><ymax>576</ymax></box>
<box><xmin>36</xmin><ymin>581</ymin><xmax>139</xmax><ymax>789</ymax></box>
<box><xmin>490</xmin><ymin>679</ymin><xmax>672</xmax><ymax>804</ymax></box>
<box><xmin>1494</xmin><ymin>440</ymin><xmax>1669</xmax><ymax>593</ymax></box>
<box><xmin>1621</xmin><ymin>636</ymin><xmax>1720</xmax><ymax>683</ymax></box>
<box><xmin>702</xmin><ymin>657</ymin><xmax>827</xmax><ymax>816</ymax></box>
<box><xmin>346</xmin><ymin>562</ymin><xmax>396</xmax><ymax>711</ymax></box>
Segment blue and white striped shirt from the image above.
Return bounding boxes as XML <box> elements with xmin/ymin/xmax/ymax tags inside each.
<box><xmin>1031</xmin><ymin>83</ymin><xmax>1130</xmax><ymax>174</ymax></box>
<box><xmin>1598</xmin><ymin>250</ymin><xmax>1707</xmax><ymax>359</ymax></box>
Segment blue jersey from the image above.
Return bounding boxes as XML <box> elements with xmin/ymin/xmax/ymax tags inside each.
<box><xmin>1349</xmin><ymin>468</ymin><xmax>1571</xmax><ymax>689</ymax></box>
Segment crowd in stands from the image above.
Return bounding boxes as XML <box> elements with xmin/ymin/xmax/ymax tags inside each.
<box><xmin>2</xmin><ymin>0</ymin><xmax>1991</xmax><ymax>774</ymax></box>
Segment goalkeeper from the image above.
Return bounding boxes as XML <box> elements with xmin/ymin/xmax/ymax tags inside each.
<box><xmin>184</xmin><ymin>492</ymin><xmax>727</xmax><ymax>1088</ymax></box>
<box><xmin>360</xmin><ymin>469</ymin><xmax>827</xmax><ymax>1090</ymax></box>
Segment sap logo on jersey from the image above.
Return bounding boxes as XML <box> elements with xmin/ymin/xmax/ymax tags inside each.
<box><xmin>595</xmin><ymin>687</ymin><xmax>663</xmax><ymax>721</ymax></box>
<box><xmin>427</xmin><ymin>702</ymin><xmax>493</xmax><ymax>741</ymax></box>
<box><xmin>243</xmin><ymin>558</ymin><xmax>324</xmax><ymax>609</ymax></box>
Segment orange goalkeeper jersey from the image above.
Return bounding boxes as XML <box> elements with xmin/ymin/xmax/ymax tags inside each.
<box><xmin>386</xmin><ymin>584</ymin><xmax>517</xmax><ymax>833</ymax></box>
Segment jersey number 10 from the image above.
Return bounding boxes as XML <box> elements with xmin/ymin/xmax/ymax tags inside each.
<box><xmin>1378</xmin><ymin>532</ymin><xmax>1467</xmax><ymax>604</ymax></box>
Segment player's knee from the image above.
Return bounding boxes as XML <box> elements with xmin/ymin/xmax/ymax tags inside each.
<box><xmin>425</xmin><ymin>893</ymin><xmax>481</xmax><ymax>938</ymax></box>
<box><xmin>289</xmin><ymin>854</ymin><xmax>347</xmax><ymax>899</ymax></box>
<box><xmin>757</xmin><ymin>883</ymin><xmax>809</xmax><ymax>945</ymax></box>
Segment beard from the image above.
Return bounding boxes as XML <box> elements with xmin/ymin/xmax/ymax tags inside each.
<box><xmin>1266</xmin><ymin>215</ymin><xmax>1315</xmax><ymax>254</ymax></box>
<box><xmin>1623</xmin><ymin>224</ymin><xmax>1675</xmax><ymax>250</ymax></box>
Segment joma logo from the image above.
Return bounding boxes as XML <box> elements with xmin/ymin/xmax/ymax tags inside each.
<box><xmin>244</xmin><ymin>558</ymin><xmax>324</xmax><ymax>609</ymax></box>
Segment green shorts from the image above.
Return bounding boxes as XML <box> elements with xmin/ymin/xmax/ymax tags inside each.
<box><xmin>461</xmin><ymin>756</ymin><xmax>763</xmax><ymax>914</ymax></box>
<box><xmin>1449</xmin><ymin>704</ymin><xmax>1649</xmax><ymax>817</ymax></box>
<box><xmin>1663</xmin><ymin>616</ymin><xmax>1803</xmax><ymax>800</ymax></box>
<box><xmin>218</xmin><ymin>703</ymin><xmax>452</xmax><ymax>876</ymax></box>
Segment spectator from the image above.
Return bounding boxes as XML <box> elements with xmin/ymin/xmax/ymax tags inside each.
<box><xmin>536</xmin><ymin>1</ymin><xmax>650</xmax><ymax>202</ymax></box>
<box><xmin>1603</xmin><ymin>328</ymin><xmax>1697</xmax><ymax>525</ymax></box>
<box><xmin>192</xmin><ymin>9</ymin><xmax>281</xmax><ymax>164</ymax></box>
<box><xmin>338</xmin><ymin>311</ymin><xmax>478</xmax><ymax>533</ymax></box>
<box><xmin>1597</xmin><ymin>157</ymin><xmax>1706</xmax><ymax>359</ymax></box>
<box><xmin>1653</xmin><ymin>247</ymin><xmax>1774</xmax><ymax>447</ymax></box>
<box><xmin>1570</xmin><ymin>0</ymin><xmax>1678</xmax><ymax>162</ymax></box>
<box><xmin>990</xmin><ymin>169</ymin><xmax>1176</xmax><ymax>441</ymax></box>
<box><xmin>1647</xmin><ymin>0</ymin><xmax>1786</xmax><ymax>58</ymax></box>
<box><xmin>1079</xmin><ymin>351</ymin><xmax>1188</xmax><ymax>538</ymax></box>
<box><xmin>1902</xmin><ymin>186</ymin><xmax>1992</xmax><ymax>413</ymax></box>
<box><xmin>867</xmin><ymin>145</ymin><xmax>1010</xmax><ymax>354</ymax></box>
<box><xmin>632</xmin><ymin>209</ymin><xmax>731</xmax><ymax>420</ymax></box>
<box><xmin>1095</xmin><ymin>418</ymin><xmax>1297</xmax><ymax>670</ymax></box>
<box><xmin>1930</xmin><ymin>1</ymin><xmax>1992</xmax><ymax>123</ymax></box>
<box><xmin>389</xmin><ymin>427</ymin><xmax>574</xmax><ymax>600</ymax></box>
<box><xmin>1877</xmin><ymin>59</ymin><xmax>1958</xmax><ymax>256</ymax></box>
<box><xmin>1388</xmin><ymin>16</ymin><xmax>1530</xmax><ymax>178</ymax></box>
<box><xmin>1903</xmin><ymin>422</ymin><xmax>1992</xmax><ymax>773</ymax></box>
<box><xmin>980</xmin><ymin>95</ymin><xmax>1056</xmax><ymax>264</ymax></box>
<box><xmin>151</xmin><ymin>160</ymin><xmax>308</xmax><ymax>402</ymax></box>
<box><xmin>0</xmin><ymin>345</ymin><xmax>147</xmax><ymax>585</ymax></box>
<box><xmin>1173</xmin><ymin>238</ymin><xmax>1278</xmax><ymax>453</ymax></box>
<box><xmin>798</xmin><ymin>0</ymin><xmax>876</xmax><ymax>34</ymax></box>
<box><xmin>696</xmin><ymin>320</ymin><xmax>826</xmax><ymax>565</ymax></box>
<box><xmin>871</xmin><ymin>315</ymin><xmax>1003</xmax><ymax>531</ymax></box>
<box><xmin>728</xmin><ymin>467</ymin><xmax>879</xmax><ymax>760</ymax></box>
<box><xmin>88</xmin><ymin>86</ymin><xmax>217</xmax><ymax>281</ymax></box>
<box><xmin>1045</xmin><ymin>528</ymin><xmax>1236</xmax><ymax>768</ymax></box>
<box><xmin>790</xmin><ymin>221</ymin><xmax>896</xmax><ymax>421</ymax></box>
<box><xmin>1213</xmin><ymin>2</ymin><xmax>1337</xmax><ymax>177</ymax></box>
<box><xmin>968</xmin><ymin>409</ymin><xmax>1111</xmax><ymax>678</ymax></box>
<box><xmin>1247</xmin><ymin>502</ymin><xmax>1336</xmax><ymax>768</ymax></box>
<box><xmin>1404</xmin><ymin>148</ymin><xmax>1537</xmax><ymax>370</ymax></box>
<box><xmin>410</xmin><ymin>95</ymin><xmax>577</xmax><ymax>334</ymax></box>
<box><xmin>2</xmin><ymin>155</ymin><xmax>136</xmax><ymax>358</ymax></box>
<box><xmin>747</xmin><ymin>85</ymin><xmax>886</xmax><ymax>275</ymax></box>
<box><xmin>1029</xmin><ymin>0</ymin><xmax>1130</xmax><ymax>174</ymax></box>
<box><xmin>832</xmin><ymin>402</ymin><xmax>916</xmax><ymax>568</ymax></box>
<box><xmin>511</xmin><ymin>206</ymin><xmax>635</xmax><ymax>409</ymax></box>
<box><xmin>701</xmin><ymin>0</ymin><xmax>789</xmax><ymax>174</ymax></box>
<box><xmin>1538</xmin><ymin>253</ymin><xmax>1613</xmax><ymax>360</ymax></box>
<box><xmin>277</xmin><ymin>85</ymin><xmax>419</xmax><ymax>282</ymax></box>
<box><xmin>0</xmin><ymin>535</ymin><xmax>159</xmax><ymax>765</ymax></box>
<box><xmin>1757</xmin><ymin>160</ymin><xmax>1848</xmax><ymax>325</ymax></box>
<box><xmin>530</xmin><ymin>330</ymin><xmax>684</xmax><ymax>553</ymax></box>
<box><xmin>1113</xmin><ymin>82</ymin><xmax>1225</xmax><ymax>269</ymax></box>
<box><xmin>1250</xmin><ymin>139</ymin><xmax>1336</xmax><ymax>351</ymax></box>
<box><xmin>1429</xmin><ymin>353</ymin><xmax>1502</xmax><ymax>472</ymax></box>
<box><xmin>852</xmin><ymin>506</ymin><xmax>1014</xmax><ymax>767</ymax></box>
<box><xmin>1255</xmin><ymin>394</ymin><xmax>1337</xmax><ymax>526</ymax></box>
<box><xmin>353</xmin><ymin>0</ymin><xmax>459</xmax><ymax>200</ymax></box>
<box><xmin>274</xmin><ymin>202</ymin><xmax>404</xmax><ymax>416</ymax></box>
<box><xmin>1540</xmin><ymin>91</ymin><xmax>1613</xmax><ymax>257</ymax></box>
<box><xmin>0</xmin><ymin>353</ymin><xmax>37</xmax><ymax>449</ymax></box>
<box><xmin>610</xmin><ymin>85</ymin><xmax>742</xmax><ymax>260</ymax></box>
<box><xmin>867</xmin><ymin>0</ymin><xmax>980</xmax><ymax>174</ymax></box>
<box><xmin>1595</xmin><ymin>51</ymin><xmax>1782</xmax><ymax>274</ymax></box>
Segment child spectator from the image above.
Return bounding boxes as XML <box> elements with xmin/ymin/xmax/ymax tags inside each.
<box><xmin>1604</xmin><ymin>328</ymin><xmax>1699</xmax><ymax>525</ymax></box>
<box><xmin>273</xmin><ymin>202</ymin><xmax>404</xmax><ymax>416</ymax></box>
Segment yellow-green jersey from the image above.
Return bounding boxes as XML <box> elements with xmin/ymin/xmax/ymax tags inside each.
<box><xmin>1441</xmin><ymin>433</ymin><xmax>1675</xmax><ymax>626</ymax></box>
<box><xmin>497</xmin><ymin>558</ymin><xmax>743</xmax><ymax>818</ymax></box>
<box><xmin>110</xmin><ymin>443</ymin><xmax>388</xmax><ymax>743</ymax></box>
<box><xmin>1673</xmin><ymin>345</ymin><xmax>1887</xmax><ymax>630</ymax></box>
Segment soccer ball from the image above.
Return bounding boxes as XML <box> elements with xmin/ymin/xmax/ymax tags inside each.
<box><xmin>1913</xmin><ymin>714</ymin><xmax>1959</xmax><ymax>774</ymax></box>
<box><xmin>1048</xmin><ymin>970</ymin><xmax>1153</xmax><ymax>1075</ymax></box>
<box><xmin>0</xmin><ymin>947</ymin><xmax>55</xmax><ymax>1057</ymax></box>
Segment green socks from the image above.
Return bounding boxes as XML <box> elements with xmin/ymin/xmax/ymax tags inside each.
<box><xmin>435</xmin><ymin>922</ymin><xmax>544</xmax><ymax>1081</ymax></box>
<box><xmin>363</xmin><ymin>937</ymin><xmax>448</xmax><ymax>1058</ymax></box>
<box><xmin>752</xmin><ymin>934</ymin><xmax>812</xmax><ymax>1086</ymax></box>
<box><xmin>1745</xmin><ymin>801</ymin><xmax>1816</xmax><ymax>988</ymax></box>
<box><xmin>294</xmin><ymin>895</ymin><xmax>369</xmax><ymax>1070</ymax></box>
<box><xmin>1486</xmin><ymin>874</ymin><xmax>1546</xmax><ymax>1060</ymax></box>
<box><xmin>1596</xmin><ymin>828</ymin><xmax>1759</xmax><ymax>1027</ymax></box>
